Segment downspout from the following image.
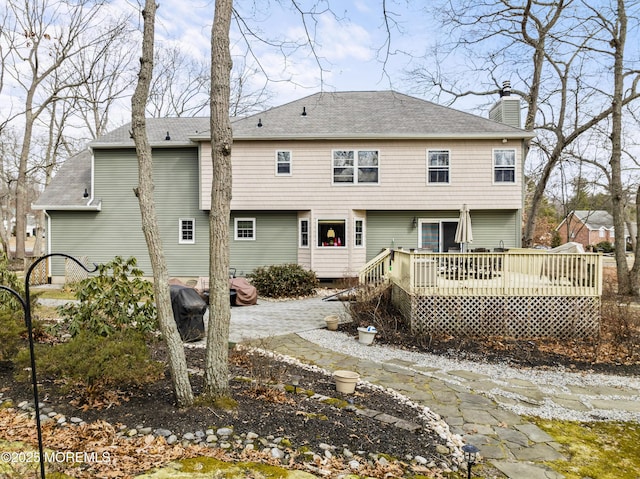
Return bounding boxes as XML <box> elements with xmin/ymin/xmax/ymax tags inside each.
<box><xmin>44</xmin><ymin>211</ymin><xmax>52</xmax><ymax>282</ymax></box>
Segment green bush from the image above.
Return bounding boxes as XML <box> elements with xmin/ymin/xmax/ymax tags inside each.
<box><xmin>0</xmin><ymin>251</ymin><xmax>26</xmax><ymax>361</ymax></box>
<box><xmin>595</xmin><ymin>241</ymin><xmax>614</xmax><ymax>253</ymax></box>
<box><xmin>15</xmin><ymin>330</ymin><xmax>164</xmax><ymax>404</ymax></box>
<box><xmin>0</xmin><ymin>250</ymin><xmax>25</xmax><ymax>312</ymax></box>
<box><xmin>248</xmin><ymin>264</ymin><xmax>319</xmax><ymax>298</ymax></box>
<box><xmin>0</xmin><ymin>310</ymin><xmax>25</xmax><ymax>361</ymax></box>
<box><xmin>56</xmin><ymin>256</ymin><xmax>157</xmax><ymax>337</ymax></box>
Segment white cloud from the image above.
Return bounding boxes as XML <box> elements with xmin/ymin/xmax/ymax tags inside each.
<box><xmin>316</xmin><ymin>15</ymin><xmax>374</xmax><ymax>63</ymax></box>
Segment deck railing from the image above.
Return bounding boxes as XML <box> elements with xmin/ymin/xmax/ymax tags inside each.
<box><xmin>358</xmin><ymin>248</ymin><xmax>393</xmax><ymax>286</ymax></box>
<box><xmin>362</xmin><ymin>249</ymin><xmax>602</xmax><ymax>297</ymax></box>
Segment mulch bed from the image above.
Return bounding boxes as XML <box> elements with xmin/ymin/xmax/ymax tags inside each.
<box><xmin>2</xmin><ymin>288</ymin><xmax>639</xmax><ymax>478</ymax></box>
<box><xmin>0</xmin><ymin>341</ymin><xmax>452</xmax><ymax>478</ymax></box>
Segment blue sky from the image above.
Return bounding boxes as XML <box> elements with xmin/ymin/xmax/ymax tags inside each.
<box><xmin>152</xmin><ymin>0</ymin><xmax>436</xmax><ymax>104</ymax></box>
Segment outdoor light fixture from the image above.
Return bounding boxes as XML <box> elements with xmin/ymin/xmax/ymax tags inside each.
<box><xmin>462</xmin><ymin>443</ymin><xmax>479</xmax><ymax>479</ymax></box>
<box><xmin>412</xmin><ymin>217</ymin><xmax>418</xmax><ymax>228</ymax></box>
<box><xmin>291</xmin><ymin>375</ymin><xmax>301</xmax><ymax>394</ymax></box>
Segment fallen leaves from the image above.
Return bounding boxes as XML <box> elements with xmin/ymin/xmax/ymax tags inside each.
<box><xmin>0</xmin><ymin>409</ymin><xmax>214</xmax><ymax>478</ymax></box>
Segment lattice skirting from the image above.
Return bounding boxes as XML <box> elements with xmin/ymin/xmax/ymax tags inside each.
<box><xmin>24</xmin><ymin>257</ymin><xmax>48</xmax><ymax>286</ymax></box>
<box><xmin>391</xmin><ymin>286</ymin><xmax>600</xmax><ymax>340</ymax></box>
<box><xmin>65</xmin><ymin>256</ymin><xmax>90</xmax><ymax>284</ymax></box>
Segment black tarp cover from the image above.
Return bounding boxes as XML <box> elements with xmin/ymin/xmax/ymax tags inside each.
<box><xmin>169</xmin><ymin>285</ymin><xmax>206</xmax><ymax>342</ymax></box>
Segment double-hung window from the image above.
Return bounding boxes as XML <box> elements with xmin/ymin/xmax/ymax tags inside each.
<box><xmin>276</xmin><ymin>150</ymin><xmax>291</xmax><ymax>176</ymax></box>
<box><xmin>427</xmin><ymin>150</ymin><xmax>450</xmax><ymax>184</ymax></box>
<box><xmin>494</xmin><ymin>149</ymin><xmax>516</xmax><ymax>183</ymax></box>
<box><xmin>354</xmin><ymin>219</ymin><xmax>364</xmax><ymax>247</ymax></box>
<box><xmin>299</xmin><ymin>219</ymin><xmax>309</xmax><ymax>247</ymax></box>
<box><xmin>235</xmin><ymin>218</ymin><xmax>255</xmax><ymax>240</ymax></box>
<box><xmin>179</xmin><ymin>218</ymin><xmax>195</xmax><ymax>244</ymax></box>
<box><xmin>332</xmin><ymin>150</ymin><xmax>379</xmax><ymax>184</ymax></box>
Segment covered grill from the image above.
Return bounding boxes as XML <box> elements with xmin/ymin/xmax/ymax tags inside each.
<box><xmin>169</xmin><ymin>284</ymin><xmax>207</xmax><ymax>342</ymax></box>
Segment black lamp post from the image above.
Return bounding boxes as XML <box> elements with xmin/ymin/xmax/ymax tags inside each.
<box><xmin>0</xmin><ymin>253</ymin><xmax>96</xmax><ymax>479</ymax></box>
<box><xmin>462</xmin><ymin>443</ymin><xmax>479</xmax><ymax>479</ymax></box>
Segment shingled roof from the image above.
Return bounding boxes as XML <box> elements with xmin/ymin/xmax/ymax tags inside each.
<box><xmin>90</xmin><ymin>117</ymin><xmax>211</xmax><ymax>148</ymax></box>
<box><xmin>32</xmin><ymin>149</ymin><xmax>99</xmax><ymax>210</ymax></box>
<box><xmin>87</xmin><ymin>91</ymin><xmax>532</xmax><ymax>147</ymax></box>
<box><xmin>572</xmin><ymin>210</ymin><xmax>615</xmax><ymax>230</ymax></box>
<box><xmin>228</xmin><ymin>91</ymin><xmax>532</xmax><ymax>140</ymax></box>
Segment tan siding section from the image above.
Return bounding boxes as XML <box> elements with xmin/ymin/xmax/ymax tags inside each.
<box><xmin>200</xmin><ymin>139</ymin><xmax>523</xmax><ymax>211</ymax></box>
<box><xmin>304</xmin><ymin>208</ymin><xmax>367</xmax><ymax>278</ymax></box>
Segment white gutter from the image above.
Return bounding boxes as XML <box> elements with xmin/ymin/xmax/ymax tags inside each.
<box><xmin>45</xmin><ymin>211</ymin><xmax>51</xmax><ymax>277</ymax></box>
<box><xmin>31</xmin><ymin>203</ymin><xmax>102</xmax><ymax>211</ymax></box>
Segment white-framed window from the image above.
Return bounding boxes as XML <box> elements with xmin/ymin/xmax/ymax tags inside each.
<box><xmin>427</xmin><ymin>150</ymin><xmax>450</xmax><ymax>184</ymax></box>
<box><xmin>299</xmin><ymin>219</ymin><xmax>309</xmax><ymax>248</ymax></box>
<box><xmin>179</xmin><ymin>218</ymin><xmax>195</xmax><ymax>244</ymax></box>
<box><xmin>599</xmin><ymin>227</ymin><xmax>605</xmax><ymax>238</ymax></box>
<box><xmin>276</xmin><ymin>150</ymin><xmax>292</xmax><ymax>176</ymax></box>
<box><xmin>354</xmin><ymin>218</ymin><xmax>364</xmax><ymax>247</ymax></box>
<box><xmin>317</xmin><ymin>219</ymin><xmax>346</xmax><ymax>247</ymax></box>
<box><xmin>494</xmin><ymin>149</ymin><xmax>516</xmax><ymax>183</ymax></box>
<box><xmin>332</xmin><ymin>149</ymin><xmax>379</xmax><ymax>184</ymax></box>
<box><xmin>235</xmin><ymin>218</ymin><xmax>255</xmax><ymax>240</ymax></box>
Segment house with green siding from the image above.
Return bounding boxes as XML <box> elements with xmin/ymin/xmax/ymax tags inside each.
<box><xmin>33</xmin><ymin>90</ymin><xmax>533</xmax><ymax>282</ymax></box>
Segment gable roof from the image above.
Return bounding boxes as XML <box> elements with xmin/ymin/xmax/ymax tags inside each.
<box><xmin>226</xmin><ymin>91</ymin><xmax>533</xmax><ymax>141</ymax></box>
<box><xmin>572</xmin><ymin>210</ymin><xmax>614</xmax><ymax>230</ymax></box>
<box><xmin>32</xmin><ymin>149</ymin><xmax>100</xmax><ymax>211</ymax></box>
<box><xmin>86</xmin><ymin>91</ymin><xmax>532</xmax><ymax>148</ymax></box>
<box><xmin>557</xmin><ymin>210</ymin><xmax>632</xmax><ymax>238</ymax></box>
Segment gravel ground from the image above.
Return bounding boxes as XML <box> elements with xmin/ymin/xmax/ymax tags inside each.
<box><xmin>298</xmin><ymin>329</ymin><xmax>640</xmax><ymax>422</ymax></box>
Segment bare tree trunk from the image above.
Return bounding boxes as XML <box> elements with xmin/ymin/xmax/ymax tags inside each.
<box><xmin>15</xmin><ymin>105</ymin><xmax>34</xmax><ymax>259</ymax></box>
<box><xmin>204</xmin><ymin>0</ymin><xmax>233</xmax><ymax>399</ymax></box>
<box><xmin>131</xmin><ymin>0</ymin><xmax>193</xmax><ymax>408</ymax></box>
<box><xmin>524</xmin><ymin>148</ymin><xmax>560</xmax><ymax>247</ymax></box>
<box><xmin>609</xmin><ymin>0</ymin><xmax>632</xmax><ymax>295</ymax></box>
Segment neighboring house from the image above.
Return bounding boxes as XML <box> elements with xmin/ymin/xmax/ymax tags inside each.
<box><xmin>6</xmin><ymin>213</ymin><xmax>37</xmax><ymax>237</ymax></box>
<box><xmin>33</xmin><ymin>90</ymin><xmax>534</xmax><ymax>282</ymax></box>
<box><xmin>556</xmin><ymin>210</ymin><xmax>630</xmax><ymax>250</ymax></box>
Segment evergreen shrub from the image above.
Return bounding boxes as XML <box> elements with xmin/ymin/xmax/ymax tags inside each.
<box><xmin>15</xmin><ymin>330</ymin><xmax>164</xmax><ymax>404</ymax></box>
<box><xmin>57</xmin><ymin>256</ymin><xmax>157</xmax><ymax>337</ymax></box>
<box><xmin>249</xmin><ymin>263</ymin><xmax>319</xmax><ymax>298</ymax></box>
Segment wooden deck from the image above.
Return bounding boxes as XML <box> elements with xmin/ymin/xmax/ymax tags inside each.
<box><xmin>360</xmin><ymin>249</ymin><xmax>603</xmax><ymax>297</ymax></box>
<box><xmin>359</xmin><ymin>249</ymin><xmax>603</xmax><ymax>339</ymax></box>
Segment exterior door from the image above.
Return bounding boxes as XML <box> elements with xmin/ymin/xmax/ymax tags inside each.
<box><xmin>419</xmin><ymin>219</ymin><xmax>459</xmax><ymax>252</ymax></box>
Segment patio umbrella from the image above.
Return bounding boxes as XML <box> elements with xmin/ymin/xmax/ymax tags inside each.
<box><xmin>455</xmin><ymin>204</ymin><xmax>473</xmax><ymax>252</ymax></box>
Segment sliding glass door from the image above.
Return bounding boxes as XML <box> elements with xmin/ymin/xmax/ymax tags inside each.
<box><xmin>419</xmin><ymin>219</ymin><xmax>459</xmax><ymax>252</ymax></box>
